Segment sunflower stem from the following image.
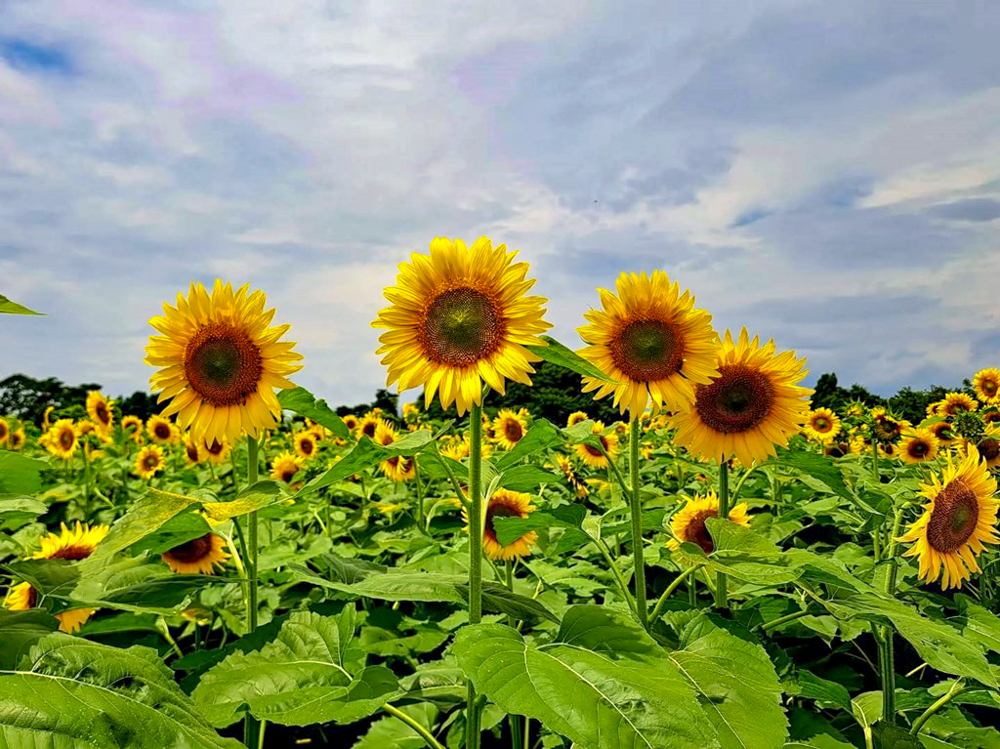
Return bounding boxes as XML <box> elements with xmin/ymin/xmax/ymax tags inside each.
<box><xmin>505</xmin><ymin>560</ymin><xmax>524</xmax><ymax>749</ymax></box>
<box><xmin>244</xmin><ymin>435</ymin><xmax>261</xmax><ymax>749</ymax></box>
<box><xmin>629</xmin><ymin>418</ymin><xmax>649</xmax><ymax>630</ymax></box>
<box><xmin>911</xmin><ymin>680</ymin><xmax>965</xmax><ymax>736</ymax></box>
<box><xmin>878</xmin><ymin>504</ymin><xmax>905</xmax><ymax>725</ymax></box>
<box><xmin>383</xmin><ymin>704</ymin><xmax>446</xmax><ymax>749</ymax></box>
<box><xmin>714</xmin><ymin>461</ymin><xmax>730</xmax><ymax>609</ymax></box>
<box><xmin>466</xmin><ymin>403</ymin><xmax>484</xmax><ymax>749</ymax></box>
<box><xmin>650</xmin><ymin>565</ymin><xmax>700</xmax><ymax>624</ymax></box>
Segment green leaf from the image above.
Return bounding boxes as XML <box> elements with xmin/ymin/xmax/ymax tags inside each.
<box><xmin>555</xmin><ymin>604</ymin><xmax>661</xmax><ymax>659</ymax></box>
<box><xmin>0</xmin><ymin>495</ymin><xmax>48</xmax><ymax>531</ymax></box>
<box><xmin>526</xmin><ymin>335</ymin><xmax>615</xmax><ymax>383</ymax></box>
<box><xmin>916</xmin><ymin>706</ymin><xmax>1000</xmax><ymax>748</ymax></box>
<box><xmin>0</xmin><ymin>452</ymin><xmax>47</xmax><ymax>495</ymax></box>
<box><xmin>955</xmin><ymin>594</ymin><xmax>1000</xmax><ymax>655</ymax></box>
<box><xmin>0</xmin><ymin>609</ymin><xmax>58</xmax><ymax>669</ymax></box>
<box><xmin>783</xmin><ymin>670</ymin><xmax>852</xmax><ymax>712</ymax></box>
<box><xmin>72</xmin><ymin>556</ymin><xmax>228</xmax><ymax>611</ymax></box>
<box><xmin>454</xmin><ymin>622</ymin><xmax>720</xmax><ymax>749</ymax></box>
<box><xmin>87</xmin><ymin>489</ymin><xmax>198</xmax><ymax>563</ymax></box>
<box><xmin>301</xmin><ymin>431</ymin><xmax>435</xmax><ymax>494</ymax></box>
<box><xmin>131</xmin><ymin>512</ymin><xmax>214</xmax><ymax>556</ymax></box>
<box><xmin>873</xmin><ymin>722</ymin><xmax>924</xmax><ymax>748</ymax></box>
<box><xmin>494</xmin><ymin>419</ymin><xmax>560</xmax><ymax>469</ymax></box>
<box><xmin>192</xmin><ymin>609</ymin><xmax>398</xmax><ymax>727</ymax></box>
<box><xmin>498</xmin><ymin>464</ymin><xmax>559</xmax><ymax>492</ymax></box>
<box><xmin>768</xmin><ymin>449</ymin><xmax>853</xmax><ymax>503</ymax></box>
<box><xmin>493</xmin><ymin>505</ymin><xmax>586</xmax><ymax>547</ymax></box>
<box><xmin>0</xmin><ymin>633</ymin><xmax>240</xmax><ymax>748</ymax></box>
<box><xmin>278</xmin><ymin>386</ymin><xmax>350</xmax><ymax>439</ymax></box>
<box><xmin>0</xmin><ymin>294</ymin><xmax>41</xmax><ymax>315</ymax></box>
<box><xmin>4</xmin><ymin>559</ymin><xmax>80</xmax><ymax>600</ymax></box>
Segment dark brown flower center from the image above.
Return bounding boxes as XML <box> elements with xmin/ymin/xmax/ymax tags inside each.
<box><xmin>154</xmin><ymin>423</ymin><xmax>171</xmax><ymax>440</ymax></box>
<box><xmin>96</xmin><ymin>403</ymin><xmax>110</xmax><ymax>426</ymax></box>
<box><xmin>927</xmin><ymin>480</ymin><xmax>979</xmax><ymax>552</ymax></box>
<box><xmin>931</xmin><ymin>423</ymin><xmax>954</xmax><ymax>441</ymax></box>
<box><xmin>361</xmin><ymin>421</ymin><xmax>377</xmax><ymax>439</ymax></box>
<box><xmin>813</xmin><ymin>417</ymin><xmax>830</xmax><ymax>431</ymax></box>
<box><xmin>143</xmin><ymin>454</ymin><xmax>160</xmax><ymax>470</ymax></box>
<box><xmin>186</xmin><ymin>444</ymin><xmax>199</xmax><ymax>462</ymax></box>
<box><xmin>59</xmin><ymin>429</ymin><xmax>75</xmax><ymax>450</ymax></box>
<box><xmin>420</xmin><ymin>287</ymin><xmax>505</xmax><ymax>367</ymax></box>
<box><xmin>583</xmin><ymin>435</ymin><xmax>609</xmax><ymax>458</ymax></box>
<box><xmin>980</xmin><ymin>438</ymin><xmax>1000</xmax><ymax>461</ymax></box>
<box><xmin>983</xmin><ymin>379</ymin><xmax>998</xmax><ymax>396</ymax></box>
<box><xmin>610</xmin><ymin>318</ymin><xmax>684</xmax><ymax>382</ymax></box>
<box><xmin>503</xmin><ymin>419</ymin><xmax>523</xmax><ymax>443</ymax></box>
<box><xmin>206</xmin><ymin>440</ymin><xmax>224</xmax><ymax>455</ymax></box>
<box><xmin>694</xmin><ymin>364</ymin><xmax>774</xmax><ymax>434</ymax></box>
<box><xmin>49</xmin><ymin>543</ymin><xmax>96</xmax><ymax>561</ymax></box>
<box><xmin>280</xmin><ymin>469</ymin><xmax>296</xmax><ymax>482</ymax></box>
<box><xmin>683</xmin><ymin>509</ymin><xmax>718</xmax><ymax>554</ymax></box>
<box><xmin>184</xmin><ymin>323</ymin><xmax>263</xmax><ymax>406</ymax></box>
<box><xmin>0</xmin><ymin>423</ymin><xmax>8</xmax><ymax>439</ymax></box>
<box><xmin>907</xmin><ymin>439</ymin><xmax>930</xmax><ymax>458</ymax></box>
<box><xmin>299</xmin><ymin>437</ymin><xmax>315</xmax><ymax>455</ymax></box>
<box><xmin>166</xmin><ymin>534</ymin><xmax>214</xmax><ymax>563</ymax></box>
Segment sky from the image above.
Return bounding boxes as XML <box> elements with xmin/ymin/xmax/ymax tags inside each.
<box><xmin>1</xmin><ymin>0</ymin><xmax>999</xmax><ymax>407</ymax></box>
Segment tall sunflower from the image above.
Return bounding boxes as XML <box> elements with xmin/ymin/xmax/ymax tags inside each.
<box><xmin>493</xmin><ymin>409</ymin><xmax>528</xmax><ymax>450</ymax></box>
<box><xmin>671</xmin><ymin>329</ymin><xmax>811</xmax><ymax>465</ymax></box>
<box><xmin>270</xmin><ymin>450</ymin><xmax>304</xmax><ymax>484</ymax></box>
<box><xmin>145</xmin><ymin>280</ymin><xmax>303</xmax><ymax>446</ymax></box>
<box><xmin>134</xmin><ymin>445</ymin><xmax>166</xmax><ymax>480</ymax></box>
<box><xmin>463</xmin><ymin>488</ymin><xmax>538</xmax><ymax>561</ymax></box>
<box><xmin>898</xmin><ymin>447</ymin><xmax>999</xmax><ymax>590</ymax></box>
<box><xmin>803</xmin><ymin>407</ymin><xmax>841</xmax><ymax>443</ymax></box>
<box><xmin>574</xmin><ymin>421</ymin><xmax>619</xmax><ymax>469</ymax></box>
<box><xmin>578</xmin><ymin>270</ymin><xmax>719</xmax><ymax>417</ymax></box>
<box><xmin>85</xmin><ymin>391</ymin><xmax>114</xmax><ymax>433</ymax></box>
<box><xmin>667</xmin><ymin>492</ymin><xmax>750</xmax><ymax>555</ymax></box>
<box><xmin>373</xmin><ymin>236</ymin><xmax>551</xmax><ymax>416</ymax></box>
<box><xmin>899</xmin><ymin>428</ymin><xmax>940</xmax><ymax>465</ymax></box>
<box><xmin>973</xmin><ymin>368</ymin><xmax>1000</xmax><ymax>405</ymax></box>
<box><xmin>45</xmin><ymin>419</ymin><xmax>79</xmax><ymax>460</ymax></box>
<box><xmin>162</xmin><ymin>533</ymin><xmax>229</xmax><ymax>574</ymax></box>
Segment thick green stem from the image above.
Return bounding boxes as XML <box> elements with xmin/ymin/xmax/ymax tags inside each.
<box><xmin>714</xmin><ymin>461</ymin><xmax>730</xmax><ymax>609</ymax></box>
<box><xmin>506</xmin><ymin>560</ymin><xmax>523</xmax><ymax>749</ymax></box>
<box><xmin>650</xmin><ymin>565</ymin><xmax>700</xmax><ymax>624</ymax></box>
<box><xmin>910</xmin><ymin>680</ymin><xmax>965</xmax><ymax>736</ymax></box>
<box><xmin>383</xmin><ymin>704</ymin><xmax>447</xmax><ymax>749</ymax></box>
<box><xmin>761</xmin><ymin>609</ymin><xmax>810</xmax><ymax>632</ymax></box>
<box><xmin>414</xmin><ymin>457</ymin><xmax>426</xmax><ymax>532</ymax></box>
<box><xmin>878</xmin><ymin>505</ymin><xmax>905</xmax><ymax>725</ymax></box>
<box><xmin>244</xmin><ymin>436</ymin><xmax>260</xmax><ymax>749</ymax></box>
<box><xmin>466</xmin><ymin>403</ymin><xmax>484</xmax><ymax>749</ymax></box>
<box><xmin>629</xmin><ymin>418</ymin><xmax>648</xmax><ymax>630</ymax></box>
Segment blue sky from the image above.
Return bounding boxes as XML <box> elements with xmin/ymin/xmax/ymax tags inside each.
<box><xmin>1</xmin><ymin>1</ymin><xmax>999</xmax><ymax>406</ymax></box>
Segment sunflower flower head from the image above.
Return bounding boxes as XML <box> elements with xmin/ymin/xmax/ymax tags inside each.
<box><xmin>973</xmin><ymin>368</ymin><xmax>1000</xmax><ymax>404</ymax></box>
<box><xmin>134</xmin><ymin>444</ymin><xmax>166</xmax><ymax>479</ymax></box>
<box><xmin>493</xmin><ymin>409</ymin><xmax>528</xmax><ymax>450</ymax></box>
<box><xmin>803</xmin><ymin>407</ymin><xmax>841</xmax><ymax>443</ymax></box>
<box><xmin>667</xmin><ymin>491</ymin><xmax>750</xmax><ymax>555</ymax></box>
<box><xmin>899</xmin><ymin>428</ymin><xmax>940</xmax><ymax>465</ymax></box>
<box><xmin>573</xmin><ymin>421</ymin><xmax>619</xmax><ymax>469</ymax></box>
<box><xmin>45</xmin><ymin>419</ymin><xmax>79</xmax><ymax>460</ymax></box>
<box><xmin>939</xmin><ymin>392</ymin><xmax>977</xmax><ymax>417</ymax></box>
<box><xmin>270</xmin><ymin>450</ymin><xmax>304</xmax><ymax>484</ymax></box>
<box><xmin>162</xmin><ymin>533</ymin><xmax>229</xmax><ymax>574</ymax></box>
<box><xmin>374</xmin><ymin>420</ymin><xmax>415</xmax><ymax>482</ymax></box>
<box><xmin>463</xmin><ymin>488</ymin><xmax>538</xmax><ymax>561</ymax></box>
<box><xmin>85</xmin><ymin>391</ymin><xmax>114</xmax><ymax>433</ymax></box>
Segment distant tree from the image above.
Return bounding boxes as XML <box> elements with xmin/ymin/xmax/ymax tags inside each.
<box><xmin>809</xmin><ymin>372</ymin><xmax>884</xmax><ymax>413</ymax></box>
<box><xmin>117</xmin><ymin>390</ymin><xmax>162</xmax><ymax>421</ymax></box>
<box><xmin>0</xmin><ymin>374</ymin><xmax>162</xmax><ymax>424</ymax></box>
<box><xmin>336</xmin><ymin>388</ymin><xmax>399</xmax><ymax>419</ymax></box>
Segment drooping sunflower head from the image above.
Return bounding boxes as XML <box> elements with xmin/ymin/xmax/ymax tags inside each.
<box><xmin>294</xmin><ymin>429</ymin><xmax>318</xmax><ymax>459</ymax></box>
<box><xmin>939</xmin><ymin>392</ymin><xmax>977</xmax><ymax>417</ymax></box>
<box><xmin>270</xmin><ymin>450</ymin><xmax>304</xmax><ymax>484</ymax></box>
<box><xmin>46</xmin><ymin>419</ymin><xmax>79</xmax><ymax>459</ymax></box>
<box><xmin>85</xmin><ymin>391</ymin><xmax>114</xmax><ymax>432</ymax></box>
<box><xmin>898</xmin><ymin>447</ymin><xmax>999</xmax><ymax>590</ymax></box>
<box><xmin>803</xmin><ymin>407</ymin><xmax>841</xmax><ymax>442</ymax></box>
<box><xmin>134</xmin><ymin>444</ymin><xmax>166</xmax><ymax>480</ymax></box>
<box><xmin>183</xmin><ymin>434</ymin><xmax>203</xmax><ymax>466</ymax></box>
<box><xmin>493</xmin><ymin>409</ymin><xmax>528</xmax><ymax>450</ymax></box>
<box><xmin>145</xmin><ymin>280</ymin><xmax>303</xmax><ymax>446</ymax></box>
<box><xmin>4</xmin><ymin>581</ymin><xmax>36</xmax><ymax>611</ymax></box>
<box><xmin>373</xmin><ymin>237</ymin><xmax>551</xmax><ymax>416</ymax></box>
<box><xmin>464</xmin><ymin>488</ymin><xmax>538</xmax><ymax>561</ymax></box>
<box><xmin>671</xmin><ymin>329</ymin><xmax>811</xmax><ymax>465</ymax></box>
<box><xmin>34</xmin><ymin>522</ymin><xmax>109</xmax><ymax>561</ymax></box>
<box><xmin>203</xmin><ymin>437</ymin><xmax>231</xmax><ymax>465</ymax></box>
<box><xmin>899</xmin><ymin>428</ymin><xmax>940</xmax><ymax>465</ymax></box>
<box><xmin>566</xmin><ymin>411</ymin><xmax>589</xmax><ymax>428</ymax></box>
<box><xmin>578</xmin><ymin>270</ymin><xmax>720</xmax><ymax>418</ymax></box>
<box><xmin>667</xmin><ymin>491</ymin><xmax>750</xmax><ymax>555</ymax></box>
<box><xmin>162</xmin><ymin>533</ymin><xmax>230</xmax><ymax>574</ymax></box>
<box><xmin>973</xmin><ymin>368</ymin><xmax>1000</xmax><ymax>404</ymax></box>
<box><xmin>573</xmin><ymin>421</ymin><xmax>620</xmax><ymax>469</ymax></box>
<box><xmin>147</xmin><ymin>414</ymin><xmax>175</xmax><ymax>445</ymax></box>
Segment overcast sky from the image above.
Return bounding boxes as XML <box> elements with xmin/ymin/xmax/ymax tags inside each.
<box><xmin>2</xmin><ymin>1</ymin><xmax>999</xmax><ymax>406</ymax></box>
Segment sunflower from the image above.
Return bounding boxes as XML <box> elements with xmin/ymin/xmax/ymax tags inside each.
<box><xmin>403</xmin><ymin>402</ymin><xmax>421</xmax><ymax>425</ymax></box>
<box><xmin>493</xmin><ymin>409</ymin><xmax>528</xmax><ymax>450</ymax></box>
<box><xmin>824</xmin><ymin>439</ymin><xmax>853</xmax><ymax>458</ymax></box>
<box><xmin>803</xmin><ymin>407</ymin><xmax>841</xmax><ymax>442</ymax></box>
<box><xmin>373</xmin><ymin>236</ymin><xmax>551</xmax><ymax>416</ymax></box>
<box><xmin>45</xmin><ymin>419</ymin><xmax>79</xmax><ymax>460</ymax></box>
<box><xmin>578</xmin><ymin>270</ymin><xmax>720</xmax><ymax>418</ymax></box>
<box><xmin>939</xmin><ymin>392</ymin><xmax>977</xmax><ymax>417</ymax></box>
<box><xmin>203</xmin><ymin>437</ymin><xmax>230</xmax><ymax>465</ymax></box>
<box><xmin>41</xmin><ymin>405</ymin><xmax>54</xmax><ymax>430</ymax></box>
<box><xmin>573</xmin><ymin>421</ymin><xmax>620</xmax><ymax>469</ymax></box>
<box><xmin>926</xmin><ymin>401</ymin><xmax>944</xmax><ymax>418</ymax></box>
<box><xmin>929</xmin><ymin>420</ymin><xmax>957</xmax><ymax>446</ymax></box>
<box><xmin>146</xmin><ymin>414</ymin><xmax>173</xmax><ymax>444</ymax></box>
<box><xmin>554</xmin><ymin>454</ymin><xmax>589</xmax><ymax>498</ymax></box>
<box><xmin>342</xmin><ymin>414</ymin><xmax>359</xmax><ymax>432</ymax></box>
<box><xmin>134</xmin><ymin>444</ymin><xmax>166</xmax><ymax>479</ymax></box>
<box><xmin>671</xmin><ymin>329</ymin><xmax>811</xmax><ymax>465</ymax></box>
<box><xmin>566</xmin><ymin>411</ymin><xmax>589</xmax><ymax>428</ymax></box>
<box><xmin>162</xmin><ymin>533</ymin><xmax>229</xmax><ymax>574</ymax></box>
<box><xmin>270</xmin><ymin>450</ymin><xmax>304</xmax><ymax>484</ymax></box>
<box><xmin>85</xmin><ymin>391</ymin><xmax>114</xmax><ymax>433</ymax></box>
<box><xmin>7</xmin><ymin>427</ymin><xmax>25</xmax><ymax>451</ymax></box>
<box><xmin>145</xmin><ymin>280</ymin><xmax>303</xmax><ymax>447</ymax></box>
<box><xmin>183</xmin><ymin>435</ymin><xmax>203</xmax><ymax>466</ymax></box>
<box><xmin>294</xmin><ymin>429</ymin><xmax>318</xmax><ymax>459</ymax></box>
<box><xmin>899</xmin><ymin>428</ymin><xmax>940</xmax><ymax>465</ymax></box>
<box><xmin>374</xmin><ymin>420</ymin><xmax>415</xmax><ymax>482</ymax></box>
<box><xmin>0</xmin><ymin>417</ymin><xmax>8</xmax><ymax>446</ymax></box>
<box><xmin>355</xmin><ymin>413</ymin><xmax>381</xmax><ymax>442</ymax></box>
<box><xmin>667</xmin><ymin>492</ymin><xmax>751</xmax><ymax>555</ymax></box>
<box><xmin>870</xmin><ymin>408</ymin><xmax>909</xmax><ymax>443</ymax></box>
<box><xmin>983</xmin><ymin>409</ymin><xmax>1000</xmax><ymax>426</ymax></box>
<box><xmin>463</xmin><ymin>488</ymin><xmax>538</xmax><ymax>561</ymax></box>
<box><xmin>973</xmin><ymin>369</ymin><xmax>1000</xmax><ymax>404</ymax></box>
<box><xmin>976</xmin><ymin>427</ymin><xmax>1000</xmax><ymax>469</ymax></box>
<box><xmin>440</xmin><ymin>435</ymin><xmax>471</xmax><ymax>461</ymax></box>
<box><xmin>898</xmin><ymin>447</ymin><xmax>999</xmax><ymax>590</ymax></box>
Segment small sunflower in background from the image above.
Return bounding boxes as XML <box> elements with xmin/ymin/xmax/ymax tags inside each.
<box><xmin>975</xmin><ymin>426</ymin><xmax>1000</xmax><ymax>469</ymax></box>
<box><xmin>566</xmin><ymin>411</ymin><xmax>589</xmax><ymax>428</ymax></box>
<box><xmin>671</xmin><ymin>329</ymin><xmax>811</xmax><ymax>465</ymax></box>
<box><xmin>147</xmin><ymin>414</ymin><xmax>174</xmax><ymax>444</ymax></box>
<box><xmin>464</xmin><ymin>488</ymin><xmax>538</xmax><ymax>561</ymax></box>
<box><xmin>667</xmin><ymin>491</ymin><xmax>750</xmax><ymax>555</ymax></box>
<box><xmin>898</xmin><ymin>447</ymin><xmax>999</xmax><ymax>590</ymax></box>
<box><xmin>355</xmin><ymin>413</ymin><xmax>380</xmax><ymax>441</ymax></box>
<box><xmin>939</xmin><ymin>392</ymin><xmax>977</xmax><ymax>417</ymax></box>
<box><xmin>554</xmin><ymin>454</ymin><xmax>589</xmax><ymax>498</ymax></box>
<box><xmin>203</xmin><ymin>438</ymin><xmax>230</xmax><ymax>465</ymax></box>
<box><xmin>929</xmin><ymin>420</ymin><xmax>957</xmax><ymax>446</ymax></box>
<box><xmin>145</xmin><ymin>280</ymin><xmax>303</xmax><ymax>447</ymax></box>
<box><xmin>402</xmin><ymin>402</ymin><xmax>421</xmax><ymax>425</ymax></box>
<box><xmin>578</xmin><ymin>270</ymin><xmax>719</xmax><ymax>418</ymax></box>
<box><xmin>926</xmin><ymin>401</ymin><xmax>944</xmax><ymax>418</ymax></box>
<box><xmin>121</xmin><ymin>415</ymin><xmax>143</xmax><ymax>441</ymax></box>
<box><xmin>973</xmin><ymin>368</ymin><xmax>1000</xmax><ymax>404</ymax></box>
<box><xmin>342</xmin><ymin>414</ymin><xmax>359</xmax><ymax>432</ymax></box>
<box><xmin>493</xmin><ymin>409</ymin><xmax>527</xmax><ymax>450</ymax></box>
<box><xmin>574</xmin><ymin>421</ymin><xmax>619</xmax><ymax>469</ymax></box>
<box><xmin>440</xmin><ymin>435</ymin><xmax>471</xmax><ymax>461</ymax></box>
<box><xmin>270</xmin><ymin>450</ymin><xmax>304</xmax><ymax>484</ymax></box>
<box><xmin>85</xmin><ymin>391</ymin><xmax>114</xmax><ymax>434</ymax></box>
<box><xmin>162</xmin><ymin>533</ymin><xmax>229</xmax><ymax>574</ymax></box>
<box><xmin>294</xmin><ymin>429</ymin><xmax>318</xmax><ymax>459</ymax></box>
<box><xmin>46</xmin><ymin>419</ymin><xmax>79</xmax><ymax>460</ymax></box>
<box><xmin>134</xmin><ymin>444</ymin><xmax>166</xmax><ymax>479</ymax></box>
<box><xmin>899</xmin><ymin>428</ymin><xmax>940</xmax><ymax>465</ymax></box>
<box><xmin>374</xmin><ymin>420</ymin><xmax>415</xmax><ymax>482</ymax></box>
<box><xmin>373</xmin><ymin>236</ymin><xmax>551</xmax><ymax>416</ymax></box>
<box><xmin>7</xmin><ymin>427</ymin><xmax>25</xmax><ymax>451</ymax></box>
<box><xmin>0</xmin><ymin>417</ymin><xmax>8</xmax><ymax>446</ymax></box>
<box><xmin>41</xmin><ymin>405</ymin><xmax>54</xmax><ymax>430</ymax></box>
<box><xmin>982</xmin><ymin>409</ymin><xmax>1000</xmax><ymax>426</ymax></box>
<box><xmin>803</xmin><ymin>407</ymin><xmax>841</xmax><ymax>443</ymax></box>
<box><xmin>183</xmin><ymin>435</ymin><xmax>203</xmax><ymax>466</ymax></box>
<box><xmin>871</xmin><ymin>408</ymin><xmax>909</xmax><ymax>443</ymax></box>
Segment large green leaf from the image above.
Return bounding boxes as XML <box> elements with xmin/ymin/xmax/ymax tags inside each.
<box><xmin>0</xmin><ymin>495</ymin><xmax>48</xmax><ymax>532</ymax></box>
<box><xmin>0</xmin><ymin>633</ymin><xmax>239</xmax><ymax>748</ymax></box>
<box><xmin>494</xmin><ymin>419</ymin><xmax>560</xmax><ymax>469</ymax></box>
<box><xmin>278</xmin><ymin>386</ymin><xmax>350</xmax><ymax>440</ymax></box>
<box><xmin>525</xmin><ymin>335</ymin><xmax>614</xmax><ymax>383</ymax></box>
<box><xmin>192</xmin><ymin>609</ymin><xmax>398</xmax><ymax>727</ymax></box>
<box><xmin>72</xmin><ymin>556</ymin><xmax>228</xmax><ymax>612</ymax></box>
<box><xmin>0</xmin><ymin>452</ymin><xmax>47</xmax><ymax>495</ymax></box>
<box><xmin>301</xmin><ymin>430</ymin><xmax>435</xmax><ymax>494</ymax></box>
<box><xmin>0</xmin><ymin>294</ymin><xmax>41</xmax><ymax>315</ymax></box>
<box><xmin>0</xmin><ymin>609</ymin><xmax>58</xmax><ymax>670</ymax></box>
<box><xmin>454</xmin><ymin>622</ymin><xmax>720</xmax><ymax>749</ymax></box>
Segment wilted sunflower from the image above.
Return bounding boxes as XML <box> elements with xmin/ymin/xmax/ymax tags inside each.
<box><xmin>145</xmin><ymin>280</ymin><xmax>303</xmax><ymax>447</ymax></box>
<box><xmin>203</xmin><ymin>437</ymin><xmax>230</xmax><ymax>465</ymax></box>
<box><xmin>183</xmin><ymin>434</ymin><xmax>203</xmax><ymax>466</ymax></box>
<box><xmin>803</xmin><ymin>407</ymin><xmax>841</xmax><ymax>442</ymax></box>
<box><xmin>146</xmin><ymin>414</ymin><xmax>175</xmax><ymax>444</ymax></box>
<box><xmin>46</xmin><ymin>419</ymin><xmax>79</xmax><ymax>460</ymax></box>
<box><xmin>929</xmin><ymin>420</ymin><xmax>957</xmax><ymax>446</ymax></box>
<box><xmin>566</xmin><ymin>411</ymin><xmax>589</xmax><ymax>428</ymax></box>
<box><xmin>671</xmin><ymin>329</ymin><xmax>811</xmax><ymax>465</ymax></box>
<box><xmin>85</xmin><ymin>391</ymin><xmax>114</xmax><ymax>433</ymax></box>
<box><xmin>493</xmin><ymin>409</ymin><xmax>528</xmax><ymax>450</ymax></box>
<box><xmin>374</xmin><ymin>420</ymin><xmax>415</xmax><ymax>482</ymax></box>
<box><xmin>162</xmin><ymin>533</ymin><xmax>229</xmax><ymax>574</ymax></box>
<box><xmin>294</xmin><ymin>429</ymin><xmax>318</xmax><ymax>459</ymax></box>
<box><xmin>898</xmin><ymin>447</ymin><xmax>999</xmax><ymax>590</ymax></box>
<box><xmin>899</xmin><ymin>428</ymin><xmax>940</xmax><ymax>465</ymax></box>
<box><xmin>578</xmin><ymin>270</ymin><xmax>719</xmax><ymax>417</ymax></box>
<box><xmin>270</xmin><ymin>450</ymin><xmax>304</xmax><ymax>484</ymax></box>
<box><xmin>667</xmin><ymin>492</ymin><xmax>750</xmax><ymax>555</ymax></box>
<box><xmin>463</xmin><ymin>488</ymin><xmax>538</xmax><ymax>561</ymax></box>
<box><xmin>574</xmin><ymin>421</ymin><xmax>620</xmax><ymax>469</ymax></box>
<box><xmin>973</xmin><ymin>368</ymin><xmax>1000</xmax><ymax>404</ymax></box>
<box><xmin>939</xmin><ymin>392</ymin><xmax>977</xmax><ymax>417</ymax></box>
<box><xmin>373</xmin><ymin>236</ymin><xmax>551</xmax><ymax>416</ymax></box>
<box><xmin>134</xmin><ymin>444</ymin><xmax>166</xmax><ymax>480</ymax></box>
<box><xmin>7</xmin><ymin>427</ymin><xmax>25</xmax><ymax>451</ymax></box>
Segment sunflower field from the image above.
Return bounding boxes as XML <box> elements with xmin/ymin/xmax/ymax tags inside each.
<box><xmin>2</xmin><ymin>239</ymin><xmax>1000</xmax><ymax>749</ymax></box>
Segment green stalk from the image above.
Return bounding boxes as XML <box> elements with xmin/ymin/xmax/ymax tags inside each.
<box><xmin>714</xmin><ymin>461</ymin><xmax>730</xmax><ymax>609</ymax></box>
<box><xmin>506</xmin><ymin>560</ymin><xmax>523</xmax><ymax>749</ymax></box>
<box><xmin>878</xmin><ymin>505</ymin><xmax>905</xmax><ymax>725</ymax></box>
<box><xmin>414</xmin><ymin>457</ymin><xmax>427</xmax><ymax>532</ymax></box>
<box><xmin>244</xmin><ymin>436</ymin><xmax>261</xmax><ymax>749</ymax></box>
<box><xmin>649</xmin><ymin>565</ymin><xmax>700</xmax><ymax>624</ymax></box>
<box><xmin>761</xmin><ymin>609</ymin><xmax>810</xmax><ymax>632</ymax></box>
<box><xmin>629</xmin><ymin>418</ymin><xmax>648</xmax><ymax>630</ymax></box>
<box><xmin>81</xmin><ymin>444</ymin><xmax>91</xmax><ymax>519</ymax></box>
<box><xmin>910</xmin><ymin>680</ymin><xmax>965</xmax><ymax>736</ymax></box>
<box><xmin>383</xmin><ymin>704</ymin><xmax>446</xmax><ymax>749</ymax></box>
<box><xmin>466</xmin><ymin>403</ymin><xmax>484</xmax><ymax>749</ymax></box>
